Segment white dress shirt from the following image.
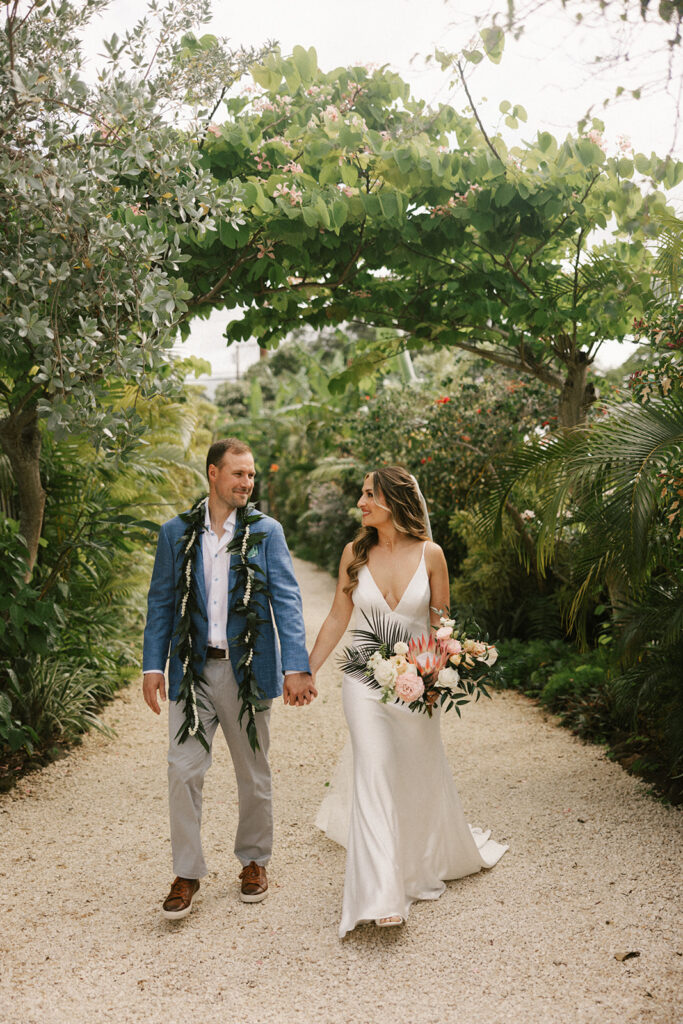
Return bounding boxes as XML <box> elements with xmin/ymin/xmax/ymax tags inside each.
<box><xmin>203</xmin><ymin>504</ymin><xmax>236</xmax><ymax>651</ymax></box>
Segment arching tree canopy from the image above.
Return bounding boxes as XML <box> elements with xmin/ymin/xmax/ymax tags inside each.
<box><xmin>182</xmin><ymin>43</ymin><xmax>683</xmax><ymax>427</ymax></box>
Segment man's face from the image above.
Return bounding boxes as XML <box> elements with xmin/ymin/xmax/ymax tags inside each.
<box><xmin>209</xmin><ymin>451</ymin><xmax>256</xmax><ymax>511</ymax></box>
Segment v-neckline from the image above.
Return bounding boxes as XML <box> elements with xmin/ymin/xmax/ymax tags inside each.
<box><xmin>364</xmin><ymin>547</ymin><xmax>425</xmax><ymax>613</ymax></box>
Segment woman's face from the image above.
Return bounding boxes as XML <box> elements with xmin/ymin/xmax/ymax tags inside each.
<box><xmin>357</xmin><ymin>475</ymin><xmax>391</xmax><ymax>529</ymax></box>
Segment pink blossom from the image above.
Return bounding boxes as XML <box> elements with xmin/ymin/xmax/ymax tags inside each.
<box><xmin>324</xmin><ymin>105</ymin><xmax>341</xmax><ymax>122</ymax></box>
<box><xmin>129</xmin><ymin>203</ymin><xmax>142</xmax><ymax>216</ymax></box>
<box><xmin>463</xmin><ymin>639</ymin><xmax>488</xmax><ymax>659</ymax></box>
<box><xmin>206</xmin><ymin>123</ymin><xmax>222</xmax><ymax>137</ymax></box>
<box><xmin>282</xmin><ymin>161</ymin><xmax>304</xmax><ymax>174</ymax></box>
<box><xmin>395</xmin><ymin>671</ymin><xmax>424</xmax><ymax>703</ymax></box>
<box><xmin>436</xmin><ymin>625</ymin><xmax>453</xmax><ymax>641</ymax></box>
<box><xmin>446</xmin><ymin>639</ymin><xmax>462</xmax><ymax>655</ymax></box>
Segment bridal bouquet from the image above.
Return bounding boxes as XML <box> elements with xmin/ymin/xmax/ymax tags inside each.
<box><xmin>339</xmin><ymin>609</ymin><xmax>500</xmax><ymax>715</ymax></box>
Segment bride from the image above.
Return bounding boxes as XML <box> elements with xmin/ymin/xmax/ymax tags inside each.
<box><xmin>309</xmin><ymin>466</ymin><xmax>508</xmax><ymax>937</ymax></box>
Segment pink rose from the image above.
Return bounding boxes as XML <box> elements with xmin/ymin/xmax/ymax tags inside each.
<box><xmin>446</xmin><ymin>639</ymin><xmax>462</xmax><ymax>655</ymax></box>
<box><xmin>395</xmin><ymin>671</ymin><xmax>425</xmax><ymax>703</ymax></box>
<box><xmin>436</xmin><ymin>625</ymin><xmax>452</xmax><ymax>641</ymax></box>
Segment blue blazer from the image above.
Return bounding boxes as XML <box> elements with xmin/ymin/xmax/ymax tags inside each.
<box><xmin>142</xmin><ymin>508</ymin><xmax>310</xmax><ymax>700</ymax></box>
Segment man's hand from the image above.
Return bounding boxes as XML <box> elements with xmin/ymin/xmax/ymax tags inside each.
<box><xmin>283</xmin><ymin>672</ymin><xmax>318</xmax><ymax>707</ymax></box>
<box><xmin>142</xmin><ymin>672</ymin><xmax>167</xmax><ymax>714</ymax></box>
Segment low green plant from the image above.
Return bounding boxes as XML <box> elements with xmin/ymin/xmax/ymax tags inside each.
<box><xmin>4</xmin><ymin>662</ymin><xmax>116</xmax><ymax>749</ymax></box>
<box><xmin>0</xmin><ymin>692</ymin><xmax>38</xmax><ymax>756</ymax></box>
<box><xmin>540</xmin><ymin>663</ymin><xmax>607</xmax><ymax>707</ymax></box>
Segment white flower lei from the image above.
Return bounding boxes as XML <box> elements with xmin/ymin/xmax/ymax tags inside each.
<box><xmin>174</xmin><ymin>498</ymin><xmax>267</xmax><ymax>752</ymax></box>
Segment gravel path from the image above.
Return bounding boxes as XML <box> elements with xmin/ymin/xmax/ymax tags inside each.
<box><xmin>1</xmin><ymin>556</ymin><xmax>681</xmax><ymax>1024</ymax></box>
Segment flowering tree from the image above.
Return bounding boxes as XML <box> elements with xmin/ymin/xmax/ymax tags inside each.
<box><xmin>184</xmin><ymin>42</ymin><xmax>682</xmax><ymax>430</ymax></box>
<box><xmin>0</xmin><ymin>0</ymin><xmax>262</xmax><ymax>571</ymax></box>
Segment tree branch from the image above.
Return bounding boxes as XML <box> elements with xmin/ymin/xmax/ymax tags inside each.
<box><xmin>456</xmin><ymin>60</ymin><xmax>504</xmax><ymax>164</ymax></box>
<box><xmin>195</xmin><ymin>235</ymin><xmax>263</xmax><ymax>305</ymax></box>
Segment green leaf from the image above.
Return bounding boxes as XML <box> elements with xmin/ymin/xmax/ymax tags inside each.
<box><xmin>341</xmin><ymin>162</ymin><xmax>358</xmax><ymax>187</ymax></box>
<box><xmin>302</xmin><ymin>205</ymin><xmax>319</xmax><ymax>227</ymax></box>
<box><xmin>320</xmin><ymin>161</ymin><xmax>340</xmax><ymax>186</ymax></box>
<box><xmin>494</xmin><ymin>182</ymin><xmax>515</xmax><ymax>207</ymax></box>
<box><xmin>634</xmin><ymin>153</ymin><xmax>652</xmax><ymax>175</ymax></box>
<box><xmin>537</xmin><ymin>131</ymin><xmax>555</xmax><ymax>153</ymax></box>
<box><xmin>480</xmin><ymin>26</ymin><xmax>505</xmax><ymax>64</ymax></box>
<box><xmin>314</xmin><ymin>196</ymin><xmax>331</xmax><ymax>228</ymax></box>
<box><xmin>292</xmin><ymin>45</ymin><xmax>318</xmax><ymax>84</ymax></box>
<box><xmin>379</xmin><ymin>191</ymin><xmax>399</xmax><ymax>222</ymax></box>
<box><xmin>332</xmin><ymin>200</ymin><xmax>348</xmax><ymax>231</ymax></box>
<box><xmin>251</xmin><ymin>64</ymin><xmax>282</xmax><ymax>93</ymax></box>
<box><xmin>463</xmin><ymin>49</ymin><xmax>483</xmax><ymax>65</ymax></box>
<box><xmin>283</xmin><ymin>59</ymin><xmax>302</xmax><ymax>94</ymax></box>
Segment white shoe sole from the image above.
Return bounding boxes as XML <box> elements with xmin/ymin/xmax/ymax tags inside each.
<box><xmin>375</xmin><ymin>916</ymin><xmax>404</xmax><ymax>927</ymax></box>
<box><xmin>162</xmin><ymin>894</ymin><xmax>198</xmax><ymax>920</ymax></box>
<box><xmin>240</xmin><ymin>888</ymin><xmax>268</xmax><ymax>903</ymax></box>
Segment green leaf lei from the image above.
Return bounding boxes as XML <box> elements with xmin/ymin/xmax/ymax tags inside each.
<box><xmin>226</xmin><ymin>504</ymin><xmax>269</xmax><ymax>752</ymax></box>
<box><xmin>172</xmin><ymin>497</ymin><xmax>269</xmax><ymax>753</ymax></box>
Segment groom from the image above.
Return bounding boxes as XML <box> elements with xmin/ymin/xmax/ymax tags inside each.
<box><xmin>142</xmin><ymin>438</ymin><xmax>316</xmax><ymax>920</ymax></box>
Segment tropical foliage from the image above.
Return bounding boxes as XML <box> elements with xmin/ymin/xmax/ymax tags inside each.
<box><xmin>0</xmin><ymin>380</ymin><xmax>214</xmax><ymax>773</ymax></box>
<box><xmin>183</xmin><ymin>42</ymin><xmax>682</xmax><ymax>432</ymax></box>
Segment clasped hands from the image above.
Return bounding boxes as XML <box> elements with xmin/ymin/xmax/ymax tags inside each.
<box><xmin>282</xmin><ymin>671</ymin><xmax>317</xmax><ymax>707</ymax></box>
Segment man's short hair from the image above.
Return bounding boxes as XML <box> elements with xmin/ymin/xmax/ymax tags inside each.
<box><xmin>206</xmin><ymin>438</ymin><xmax>253</xmax><ymax>478</ymax></box>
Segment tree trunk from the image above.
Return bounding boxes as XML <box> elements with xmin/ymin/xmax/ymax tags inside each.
<box><xmin>557</xmin><ymin>353</ymin><xmax>596</xmax><ymax>428</ymax></box>
<box><xmin>0</xmin><ymin>406</ymin><xmax>46</xmax><ymax>578</ymax></box>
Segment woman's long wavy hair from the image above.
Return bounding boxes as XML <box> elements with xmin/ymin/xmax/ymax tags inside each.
<box><xmin>343</xmin><ymin>467</ymin><xmax>429</xmax><ymax>595</ymax></box>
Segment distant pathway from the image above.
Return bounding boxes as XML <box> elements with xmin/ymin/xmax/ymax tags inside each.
<box><xmin>0</xmin><ymin>557</ymin><xmax>681</xmax><ymax>1024</ymax></box>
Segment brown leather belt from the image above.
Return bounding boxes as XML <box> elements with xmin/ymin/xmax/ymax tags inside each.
<box><xmin>206</xmin><ymin>646</ymin><xmax>229</xmax><ymax>660</ymax></box>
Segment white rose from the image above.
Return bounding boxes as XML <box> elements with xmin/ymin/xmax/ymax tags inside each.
<box><xmin>367</xmin><ymin>651</ymin><xmax>383</xmax><ymax>669</ymax></box>
<box><xmin>374</xmin><ymin>659</ymin><xmax>398</xmax><ymax>687</ymax></box>
<box><xmin>437</xmin><ymin>666</ymin><xmax>460</xmax><ymax>686</ymax></box>
<box><xmin>393</xmin><ymin>641</ymin><xmax>409</xmax><ymax>656</ymax></box>
<box><xmin>483</xmin><ymin>646</ymin><xmax>499</xmax><ymax>666</ymax></box>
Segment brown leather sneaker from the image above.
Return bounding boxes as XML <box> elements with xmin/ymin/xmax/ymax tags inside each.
<box><xmin>239</xmin><ymin>861</ymin><xmax>268</xmax><ymax>903</ymax></box>
<box><xmin>162</xmin><ymin>876</ymin><xmax>200</xmax><ymax>920</ymax></box>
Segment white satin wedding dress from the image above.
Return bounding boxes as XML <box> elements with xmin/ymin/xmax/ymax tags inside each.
<box><xmin>316</xmin><ymin>546</ymin><xmax>508</xmax><ymax>937</ymax></box>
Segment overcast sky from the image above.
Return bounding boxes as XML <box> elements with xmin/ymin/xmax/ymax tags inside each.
<box><xmin>82</xmin><ymin>1</ymin><xmax>681</xmax><ymax>383</ymax></box>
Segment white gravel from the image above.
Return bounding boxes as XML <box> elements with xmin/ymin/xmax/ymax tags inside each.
<box><xmin>0</xmin><ymin>556</ymin><xmax>681</xmax><ymax>1024</ymax></box>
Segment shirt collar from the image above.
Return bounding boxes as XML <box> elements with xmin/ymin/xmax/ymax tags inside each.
<box><xmin>204</xmin><ymin>504</ymin><xmax>238</xmax><ymax>535</ymax></box>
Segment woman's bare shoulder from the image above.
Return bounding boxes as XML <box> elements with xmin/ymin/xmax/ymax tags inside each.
<box><xmin>424</xmin><ymin>540</ymin><xmax>447</xmax><ymax>565</ymax></box>
<box><xmin>339</xmin><ymin>542</ymin><xmax>355</xmax><ymax>570</ymax></box>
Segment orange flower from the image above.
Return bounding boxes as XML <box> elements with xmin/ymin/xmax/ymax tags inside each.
<box><xmin>270</xmin><ymin>463</ymin><xmax>279</xmax><ymax>472</ymax></box>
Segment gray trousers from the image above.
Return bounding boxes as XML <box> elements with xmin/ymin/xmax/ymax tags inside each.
<box><xmin>167</xmin><ymin>658</ymin><xmax>272</xmax><ymax>879</ymax></box>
